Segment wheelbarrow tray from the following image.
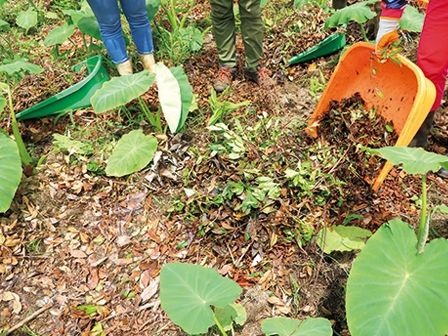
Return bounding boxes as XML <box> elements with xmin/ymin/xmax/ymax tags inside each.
<box><xmin>288</xmin><ymin>33</ymin><xmax>346</xmax><ymax>65</ymax></box>
<box><xmin>307</xmin><ymin>42</ymin><xmax>436</xmax><ymax>191</ymax></box>
<box><xmin>16</xmin><ymin>55</ymin><xmax>110</xmax><ymax>120</ymax></box>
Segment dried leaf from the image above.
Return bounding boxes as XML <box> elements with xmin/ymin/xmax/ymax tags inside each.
<box><xmin>116</xmin><ymin>235</ymin><xmax>131</xmax><ymax>247</ymax></box>
<box><xmin>140</xmin><ymin>277</ymin><xmax>159</xmax><ymax>303</ymax></box>
<box><xmin>87</xmin><ymin>268</ymin><xmax>99</xmax><ymax>290</ymax></box>
<box><xmin>140</xmin><ymin>270</ymin><xmax>152</xmax><ymax>288</ymax></box>
<box><xmin>71</xmin><ymin>249</ymin><xmax>87</xmax><ymax>258</ymax></box>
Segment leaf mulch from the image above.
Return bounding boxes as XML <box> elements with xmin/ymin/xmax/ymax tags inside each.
<box><xmin>1</xmin><ymin>1</ymin><xmax>448</xmax><ymax>335</ymax></box>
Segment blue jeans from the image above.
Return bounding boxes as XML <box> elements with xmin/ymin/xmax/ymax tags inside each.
<box><xmin>87</xmin><ymin>0</ymin><xmax>154</xmax><ymax>64</ymax></box>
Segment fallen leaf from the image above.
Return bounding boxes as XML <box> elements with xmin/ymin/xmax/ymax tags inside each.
<box><xmin>267</xmin><ymin>296</ymin><xmax>284</xmax><ymax>306</ymax></box>
<box><xmin>140</xmin><ymin>278</ymin><xmax>159</xmax><ymax>303</ymax></box>
<box><xmin>139</xmin><ymin>270</ymin><xmax>152</xmax><ymax>289</ymax></box>
<box><xmin>87</xmin><ymin>268</ymin><xmax>99</xmax><ymax>290</ymax></box>
<box><xmin>1</xmin><ymin>291</ymin><xmax>15</xmax><ymax>301</ymax></box>
<box><xmin>71</xmin><ymin>249</ymin><xmax>87</xmax><ymax>258</ymax></box>
<box><xmin>116</xmin><ymin>235</ymin><xmax>131</xmax><ymax>247</ymax></box>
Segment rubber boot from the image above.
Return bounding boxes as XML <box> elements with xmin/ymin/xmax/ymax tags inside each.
<box><xmin>140</xmin><ymin>54</ymin><xmax>156</xmax><ymax>72</ymax></box>
<box><xmin>116</xmin><ymin>59</ymin><xmax>133</xmax><ymax>76</ymax></box>
<box><xmin>409</xmin><ymin>111</ymin><xmax>435</xmax><ymax>148</ymax></box>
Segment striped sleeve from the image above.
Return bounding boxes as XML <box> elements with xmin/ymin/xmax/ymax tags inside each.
<box><xmin>382</xmin><ymin>0</ymin><xmax>407</xmax><ymax>19</ymax></box>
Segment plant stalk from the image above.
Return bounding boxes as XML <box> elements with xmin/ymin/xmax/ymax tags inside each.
<box><xmin>5</xmin><ymin>87</ymin><xmax>32</xmax><ymax>166</ymax></box>
<box><xmin>417</xmin><ymin>175</ymin><xmax>428</xmax><ymax>254</ymax></box>
<box><xmin>213</xmin><ymin>313</ymin><xmax>227</xmax><ymax>336</ymax></box>
<box><xmin>359</xmin><ymin>23</ymin><xmax>369</xmax><ymax>42</ymax></box>
<box><xmin>138</xmin><ymin>97</ymin><xmax>162</xmax><ymax>133</ymax></box>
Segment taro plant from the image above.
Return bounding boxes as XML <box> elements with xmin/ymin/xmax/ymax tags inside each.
<box><xmin>324</xmin><ymin>0</ymin><xmax>377</xmax><ymax>41</ymax></box>
<box><xmin>91</xmin><ymin>64</ymin><xmax>192</xmax><ymax>177</ymax></box>
<box><xmin>160</xmin><ymin>263</ymin><xmax>244</xmax><ymax>335</ymax></box>
<box><xmin>346</xmin><ymin>147</ymin><xmax>448</xmax><ymax>336</ymax></box>
<box><xmin>0</xmin><ymin>82</ymin><xmax>33</xmax><ymax>213</ymax></box>
<box><xmin>160</xmin><ymin>262</ymin><xmax>335</xmax><ymax>335</ymax></box>
<box><xmin>105</xmin><ymin>129</ymin><xmax>158</xmax><ymax>177</ymax></box>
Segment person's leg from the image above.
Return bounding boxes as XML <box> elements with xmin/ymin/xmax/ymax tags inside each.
<box><xmin>211</xmin><ymin>0</ymin><xmax>237</xmax><ymax>92</ymax></box>
<box><xmin>238</xmin><ymin>0</ymin><xmax>263</xmax><ymax>72</ymax></box>
<box><xmin>87</xmin><ymin>0</ymin><xmax>129</xmax><ymax>65</ymax></box>
<box><xmin>211</xmin><ymin>0</ymin><xmax>237</xmax><ymax>68</ymax></box>
<box><xmin>120</xmin><ymin>0</ymin><xmax>154</xmax><ymax>55</ymax></box>
<box><xmin>413</xmin><ymin>0</ymin><xmax>448</xmax><ymax>146</ymax></box>
<box><xmin>120</xmin><ymin>0</ymin><xmax>155</xmax><ymax>71</ymax></box>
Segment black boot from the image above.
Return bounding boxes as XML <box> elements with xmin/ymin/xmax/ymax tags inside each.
<box><xmin>409</xmin><ymin>111</ymin><xmax>435</xmax><ymax>148</ymax></box>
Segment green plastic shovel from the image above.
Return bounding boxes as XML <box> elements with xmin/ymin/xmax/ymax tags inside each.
<box><xmin>16</xmin><ymin>55</ymin><xmax>110</xmax><ymax>120</ymax></box>
<box><xmin>288</xmin><ymin>33</ymin><xmax>346</xmax><ymax>65</ymax></box>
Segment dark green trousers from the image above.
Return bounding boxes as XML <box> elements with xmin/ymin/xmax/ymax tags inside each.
<box><xmin>210</xmin><ymin>0</ymin><xmax>264</xmax><ymax>70</ymax></box>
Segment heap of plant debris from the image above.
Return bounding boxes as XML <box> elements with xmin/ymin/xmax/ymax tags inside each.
<box><xmin>318</xmin><ymin>92</ymin><xmax>398</xmax><ymax>208</ymax></box>
<box><xmin>13</xmin><ymin>64</ymin><xmax>87</xmax><ymax>112</ymax></box>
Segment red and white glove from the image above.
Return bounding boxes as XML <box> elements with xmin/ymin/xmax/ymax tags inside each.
<box><xmin>375</xmin><ymin>17</ymin><xmax>400</xmax><ymax>57</ymax></box>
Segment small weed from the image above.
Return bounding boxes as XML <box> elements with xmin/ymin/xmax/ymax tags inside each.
<box><xmin>208</xmin><ymin>88</ymin><xmax>250</xmax><ymax>126</ymax></box>
<box><xmin>26</xmin><ymin>239</ymin><xmax>43</xmax><ymax>254</ymax></box>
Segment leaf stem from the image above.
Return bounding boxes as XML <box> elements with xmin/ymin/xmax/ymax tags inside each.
<box><xmin>213</xmin><ymin>313</ymin><xmax>228</xmax><ymax>336</ymax></box>
<box><xmin>137</xmin><ymin>97</ymin><xmax>162</xmax><ymax>133</ymax></box>
<box><xmin>417</xmin><ymin>175</ymin><xmax>428</xmax><ymax>254</ymax></box>
<box><xmin>359</xmin><ymin>23</ymin><xmax>369</xmax><ymax>42</ymax></box>
<box><xmin>5</xmin><ymin>86</ymin><xmax>32</xmax><ymax>166</ymax></box>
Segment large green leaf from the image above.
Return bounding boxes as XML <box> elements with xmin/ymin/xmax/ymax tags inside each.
<box><xmin>170</xmin><ymin>66</ymin><xmax>193</xmax><ymax>132</ymax></box>
<box><xmin>324</xmin><ymin>0</ymin><xmax>376</xmax><ymax>28</ymax></box>
<box><xmin>44</xmin><ymin>23</ymin><xmax>75</xmax><ymax>47</ymax></box>
<box><xmin>146</xmin><ymin>0</ymin><xmax>160</xmax><ymax>21</ymax></box>
<box><xmin>16</xmin><ymin>9</ymin><xmax>38</xmax><ymax>32</ymax></box>
<box><xmin>179</xmin><ymin>26</ymin><xmax>203</xmax><ymax>52</ymax></box>
<box><xmin>105</xmin><ymin>129</ymin><xmax>157</xmax><ymax>177</ymax></box>
<box><xmin>262</xmin><ymin>317</ymin><xmax>333</xmax><ymax>336</ymax></box>
<box><xmin>77</xmin><ymin>16</ymin><xmax>101</xmax><ymax>40</ymax></box>
<box><xmin>346</xmin><ymin>219</ymin><xmax>448</xmax><ymax>336</ymax></box>
<box><xmin>62</xmin><ymin>9</ymin><xmax>85</xmax><ymax>25</ymax></box>
<box><xmin>0</xmin><ymin>19</ymin><xmax>9</xmax><ymax>30</ymax></box>
<box><xmin>214</xmin><ymin>303</ymin><xmax>247</xmax><ymax>331</ymax></box>
<box><xmin>0</xmin><ymin>133</ymin><xmax>22</xmax><ymax>213</ymax></box>
<box><xmin>369</xmin><ymin>146</ymin><xmax>448</xmax><ymax>175</ymax></box>
<box><xmin>91</xmin><ymin>71</ymin><xmax>155</xmax><ymax>113</ymax></box>
<box><xmin>154</xmin><ymin>63</ymin><xmax>182</xmax><ymax>134</ymax></box>
<box><xmin>399</xmin><ymin>5</ymin><xmax>424</xmax><ymax>33</ymax></box>
<box><xmin>160</xmin><ymin>263</ymin><xmax>242</xmax><ymax>335</ymax></box>
<box><xmin>0</xmin><ymin>60</ymin><xmax>43</xmax><ymax>76</ymax></box>
<box><xmin>317</xmin><ymin>226</ymin><xmax>372</xmax><ymax>254</ymax></box>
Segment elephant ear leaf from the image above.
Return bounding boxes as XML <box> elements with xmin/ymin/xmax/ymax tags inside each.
<box><xmin>0</xmin><ymin>133</ymin><xmax>22</xmax><ymax>213</ymax></box>
<box><xmin>399</xmin><ymin>5</ymin><xmax>424</xmax><ymax>32</ymax></box>
<box><xmin>324</xmin><ymin>0</ymin><xmax>376</xmax><ymax>28</ymax></box>
<box><xmin>154</xmin><ymin>63</ymin><xmax>182</xmax><ymax>134</ymax></box>
<box><xmin>170</xmin><ymin>66</ymin><xmax>193</xmax><ymax>132</ymax></box>
<box><xmin>91</xmin><ymin>71</ymin><xmax>155</xmax><ymax>113</ymax></box>
<box><xmin>105</xmin><ymin>129</ymin><xmax>158</xmax><ymax>177</ymax></box>
<box><xmin>346</xmin><ymin>219</ymin><xmax>448</xmax><ymax>336</ymax></box>
<box><xmin>369</xmin><ymin>146</ymin><xmax>448</xmax><ymax>175</ymax></box>
<box><xmin>160</xmin><ymin>263</ymin><xmax>242</xmax><ymax>335</ymax></box>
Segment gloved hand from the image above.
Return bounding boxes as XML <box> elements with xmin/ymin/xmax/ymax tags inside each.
<box><xmin>418</xmin><ymin>0</ymin><xmax>429</xmax><ymax>9</ymax></box>
<box><xmin>375</xmin><ymin>17</ymin><xmax>400</xmax><ymax>57</ymax></box>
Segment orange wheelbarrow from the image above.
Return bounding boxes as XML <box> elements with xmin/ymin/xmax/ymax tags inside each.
<box><xmin>306</xmin><ymin>42</ymin><xmax>436</xmax><ymax>191</ymax></box>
